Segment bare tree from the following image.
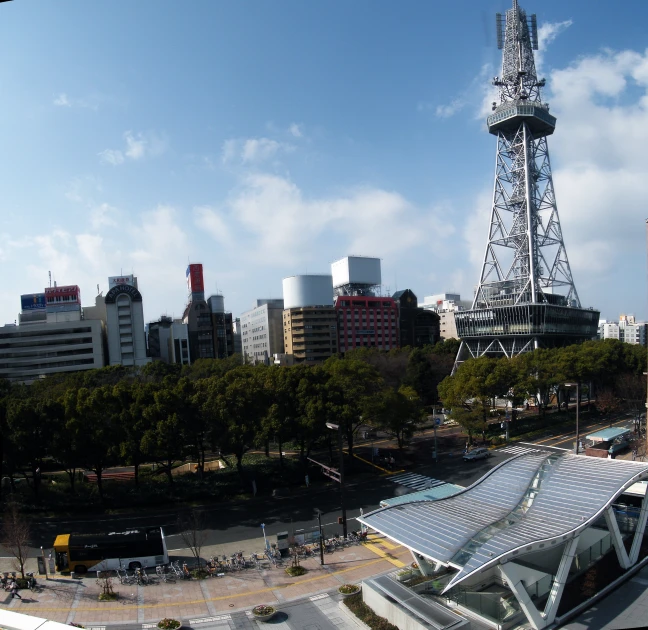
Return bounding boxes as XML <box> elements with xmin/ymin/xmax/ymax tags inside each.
<box><xmin>176</xmin><ymin>509</ymin><xmax>207</xmax><ymax>569</ymax></box>
<box><xmin>1</xmin><ymin>502</ymin><xmax>31</xmax><ymax>577</ymax></box>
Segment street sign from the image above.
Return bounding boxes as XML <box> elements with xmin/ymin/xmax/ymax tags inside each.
<box><xmin>435</xmin><ymin>417</ymin><xmax>441</xmax><ymax>426</ymax></box>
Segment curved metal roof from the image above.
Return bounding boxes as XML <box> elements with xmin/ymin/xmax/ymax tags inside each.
<box><xmin>358</xmin><ymin>452</ymin><xmax>648</xmax><ymax>592</ymax></box>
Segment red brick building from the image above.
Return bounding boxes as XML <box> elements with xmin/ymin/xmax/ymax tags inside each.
<box><xmin>335</xmin><ymin>295</ymin><xmax>399</xmax><ymax>353</ymax></box>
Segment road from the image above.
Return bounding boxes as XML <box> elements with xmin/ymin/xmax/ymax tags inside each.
<box><xmin>12</xmin><ymin>410</ymin><xmax>639</xmax><ymax>557</ymax></box>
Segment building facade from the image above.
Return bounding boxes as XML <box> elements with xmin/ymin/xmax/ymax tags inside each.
<box><xmin>104</xmin><ymin>275</ymin><xmax>150</xmax><ymax>367</ymax></box>
<box><xmin>232</xmin><ymin>317</ymin><xmax>242</xmax><ymax>356</ymax></box>
<box><xmin>208</xmin><ymin>295</ymin><xmax>234</xmax><ymax>359</ymax></box>
<box><xmin>335</xmin><ymin>295</ymin><xmax>399</xmax><ymax>352</ymax></box>
<box><xmin>0</xmin><ymin>319</ymin><xmax>105</xmax><ymax>383</ymax></box>
<box><xmin>392</xmin><ymin>289</ymin><xmax>440</xmax><ymax>348</ymax></box>
<box><xmin>283</xmin><ymin>275</ymin><xmax>337</xmax><ymax>363</ymax></box>
<box><xmin>598</xmin><ymin>315</ymin><xmax>648</xmax><ymax>346</ymax></box>
<box><xmin>183</xmin><ymin>299</ymin><xmax>215</xmax><ymax>361</ymax></box>
<box><xmin>240</xmin><ymin>299</ymin><xmax>284</xmax><ymax>364</ymax></box>
<box><xmin>421</xmin><ymin>293</ymin><xmax>472</xmax><ymax>341</ymax></box>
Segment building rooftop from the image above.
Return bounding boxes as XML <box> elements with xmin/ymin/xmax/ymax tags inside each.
<box><xmin>358</xmin><ymin>452</ymin><xmax>648</xmax><ymax>594</ymax></box>
<box><xmin>380</xmin><ymin>483</ymin><xmax>463</xmax><ymax>507</ymax></box>
<box><xmin>585</xmin><ymin>427</ymin><xmax>631</xmax><ymax>442</ymax></box>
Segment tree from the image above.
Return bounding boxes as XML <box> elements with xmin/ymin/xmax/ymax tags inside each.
<box><xmin>1</xmin><ymin>502</ymin><xmax>31</xmax><ymax>577</ymax></box>
<box><xmin>207</xmin><ymin>366</ymin><xmax>268</xmax><ymax>477</ymax></box>
<box><xmin>438</xmin><ymin>356</ymin><xmax>502</xmax><ymax>444</ymax></box>
<box><xmin>176</xmin><ymin>509</ymin><xmax>207</xmax><ymax>569</ymax></box>
<box><xmin>368</xmin><ymin>385</ymin><xmax>425</xmax><ymax>450</ymax></box>
<box><xmin>431</xmin><ymin>338</ymin><xmax>461</xmax><ymax>356</ymax></box>
<box><xmin>323</xmin><ymin>357</ymin><xmax>383</xmax><ymax>464</ymax></box>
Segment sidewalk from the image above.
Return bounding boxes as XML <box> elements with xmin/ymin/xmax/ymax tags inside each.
<box><xmin>0</xmin><ymin>533</ymin><xmax>410</xmax><ymax>628</ymax></box>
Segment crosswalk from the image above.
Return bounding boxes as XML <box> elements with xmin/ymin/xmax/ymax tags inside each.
<box><xmin>387</xmin><ymin>472</ymin><xmax>446</xmax><ymax>491</ymax></box>
<box><xmin>499</xmin><ymin>445</ymin><xmax>541</xmax><ymax>455</ymax></box>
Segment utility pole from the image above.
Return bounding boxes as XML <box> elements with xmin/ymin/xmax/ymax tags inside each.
<box><xmin>317</xmin><ymin>511</ymin><xmax>325</xmax><ymax>566</ymax></box>
<box><xmin>326</xmin><ymin>422</ymin><xmax>347</xmax><ymax>539</ymax></box>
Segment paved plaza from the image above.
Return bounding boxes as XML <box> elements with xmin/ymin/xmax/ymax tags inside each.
<box><xmin>0</xmin><ymin>533</ymin><xmax>409</xmax><ymax>628</ymax></box>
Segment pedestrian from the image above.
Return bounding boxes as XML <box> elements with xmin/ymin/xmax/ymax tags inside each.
<box><xmin>305</xmin><ymin>474</ymin><xmax>310</xmax><ymax>488</ymax></box>
<box><xmin>10</xmin><ymin>580</ymin><xmax>21</xmax><ymax>599</ymax></box>
<box><xmin>633</xmin><ymin>449</ymin><xmax>637</xmax><ymax>461</ymax></box>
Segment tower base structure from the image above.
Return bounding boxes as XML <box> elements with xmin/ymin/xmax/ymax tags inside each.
<box><xmin>453</xmin><ymin>303</ymin><xmax>599</xmax><ymax>367</ymax></box>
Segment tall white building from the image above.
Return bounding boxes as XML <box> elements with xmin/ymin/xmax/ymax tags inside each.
<box><xmin>420</xmin><ymin>293</ymin><xmax>472</xmax><ymax>341</ymax></box>
<box><xmin>240</xmin><ymin>299</ymin><xmax>285</xmax><ymax>364</ymax></box>
<box><xmin>104</xmin><ymin>275</ymin><xmax>151</xmax><ymax>367</ymax></box>
<box><xmin>598</xmin><ymin>314</ymin><xmax>647</xmax><ymax>347</ymax></box>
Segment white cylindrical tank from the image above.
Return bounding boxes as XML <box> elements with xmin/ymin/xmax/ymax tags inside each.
<box><xmin>331</xmin><ymin>256</ymin><xmax>381</xmax><ymax>288</ymax></box>
<box><xmin>282</xmin><ymin>275</ymin><xmax>334</xmax><ymax>309</ymax></box>
<box><xmin>208</xmin><ymin>295</ymin><xmax>225</xmax><ymax>313</ymax></box>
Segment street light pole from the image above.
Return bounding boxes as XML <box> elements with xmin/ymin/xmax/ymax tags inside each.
<box><xmin>566</xmin><ymin>383</ymin><xmax>580</xmax><ymax>454</ymax></box>
<box><xmin>317</xmin><ymin>510</ymin><xmax>325</xmax><ymax>566</ymax></box>
<box><xmin>326</xmin><ymin>422</ymin><xmax>347</xmax><ymax>539</ymax></box>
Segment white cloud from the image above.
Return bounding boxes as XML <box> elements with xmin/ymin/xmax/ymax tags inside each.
<box><xmin>221</xmin><ymin>137</ymin><xmax>295</xmax><ymax>164</ymax></box>
<box><xmin>99</xmin><ymin>131</ymin><xmax>167</xmax><ymax>166</ymax></box>
<box><xmin>289</xmin><ymin>123</ymin><xmax>304</xmax><ymax>138</ymax></box>
<box><xmin>535</xmin><ymin>20</ymin><xmax>573</xmax><ymax>75</ymax></box>
<box><xmin>52</xmin><ymin>92</ymin><xmax>104</xmax><ymax>110</ymax></box>
<box><xmin>89</xmin><ymin>203</ymin><xmax>118</xmax><ymax>230</ymax></box>
<box><xmin>53</xmin><ymin>93</ymin><xmax>71</xmax><ymax>107</ymax></box>
<box><xmin>435</xmin><ymin>99</ymin><xmax>466</xmax><ymax>119</ymax></box>
<box><xmin>198</xmin><ymin>172</ymin><xmax>454</xmax><ymax>267</ymax></box>
<box><xmin>98</xmin><ymin>149</ymin><xmax>125</xmax><ymax>166</ymax></box>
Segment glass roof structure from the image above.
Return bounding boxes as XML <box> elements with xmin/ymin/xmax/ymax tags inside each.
<box><xmin>358</xmin><ymin>452</ymin><xmax>648</xmax><ymax>593</ymax></box>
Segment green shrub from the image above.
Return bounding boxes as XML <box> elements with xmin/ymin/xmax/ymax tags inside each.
<box><xmin>157</xmin><ymin>619</ymin><xmax>181</xmax><ymax>630</ymax></box>
<box><xmin>343</xmin><ymin>592</ymin><xmax>399</xmax><ymax>630</ymax></box>
<box><xmin>191</xmin><ymin>568</ymin><xmax>209</xmax><ymax>580</ymax></box>
<box><xmin>98</xmin><ymin>592</ymin><xmax>118</xmax><ymax>601</ymax></box>
<box><xmin>285</xmin><ymin>565</ymin><xmax>307</xmax><ymax>577</ymax></box>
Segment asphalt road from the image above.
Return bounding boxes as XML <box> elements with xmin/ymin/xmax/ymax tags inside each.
<box><xmin>11</xmin><ymin>411</ymin><xmax>638</xmax><ymax>557</ymax></box>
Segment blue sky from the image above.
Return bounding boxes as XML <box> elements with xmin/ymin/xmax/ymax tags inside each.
<box><xmin>1</xmin><ymin>0</ymin><xmax>647</xmax><ymax>325</ymax></box>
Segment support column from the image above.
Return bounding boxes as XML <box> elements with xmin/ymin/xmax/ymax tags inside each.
<box><xmin>629</xmin><ymin>492</ymin><xmax>648</xmax><ymax>565</ymax></box>
<box><xmin>543</xmin><ymin>535</ymin><xmax>580</xmax><ymax>625</ymax></box>
<box><xmin>605</xmin><ymin>506</ymin><xmax>631</xmax><ymax>569</ymax></box>
<box><xmin>500</xmin><ymin>562</ymin><xmax>545</xmax><ymax>630</ymax></box>
<box><xmin>410</xmin><ymin>551</ymin><xmax>431</xmax><ymax>577</ymax></box>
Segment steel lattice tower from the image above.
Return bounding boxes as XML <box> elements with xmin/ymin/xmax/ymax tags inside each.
<box><xmin>453</xmin><ymin>0</ymin><xmax>599</xmax><ymax>370</ymax></box>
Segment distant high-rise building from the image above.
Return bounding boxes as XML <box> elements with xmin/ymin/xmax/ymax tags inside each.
<box><xmin>421</xmin><ymin>293</ymin><xmax>472</xmax><ymax>341</ymax></box>
<box><xmin>104</xmin><ymin>275</ymin><xmax>151</xmax><ymax>367</ymax></box>
<box><xmin>240</xmin><ymin>299</ymin><xmax>284</xmax><ymax>364</ymax></box>
<box><xmin>598</xmin><ymin>315</ymin><xmax>647</xmax><ymax>347</ymax></box>
<box><xmin>208</xmin><ymin>294</ymin><xmax>234</xmax><ymax>359</ymax></box>
<box><xmin>283</xmin><ymin>276</ymin><xmax>337</xmax><ymax>363</ymax></box>
<box><xmin>392</xmin><ymin>289</ymin><xmax>440</xmax><ymax>348</ymax></box>
<box><xmin>0</xmin><ymin>286</ymin><xmax>105</xmax><ymax>383</ymax></box>
<box><xmin>232</xmin><ymin>317</ymin><xmax>243</xmax><ymax>356</ymax></box>
<box><xmin>335</xmin><ymin>295</ymin><xmax>399</xmax><ymax>352</ymax></box>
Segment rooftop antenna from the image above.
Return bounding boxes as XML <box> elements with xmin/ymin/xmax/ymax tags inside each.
<box><xmin>48</xmin><ymin>271</ymin><xmax>51</xmax><ymax>288</ymax></box>
<box><xmin>97</xmin><ymin>284</ymin><xmax>100</xmax><ymax>295</ymax></box>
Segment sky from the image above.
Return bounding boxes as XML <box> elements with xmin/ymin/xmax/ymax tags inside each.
<box><xmin>1</xmin><ymin>0</ymin><xmax>647</xmax><ymax>325</ymax></box>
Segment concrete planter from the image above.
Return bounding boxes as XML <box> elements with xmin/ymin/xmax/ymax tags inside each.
<box><xmin>251</xmin><ymin>606</ymin><xmax>277</xmax><ymax>622</ymax></box>
<box><xmin>338</xmin><ymin>585</ymin><xmax>361</xmax><ymax>598</ymax></box>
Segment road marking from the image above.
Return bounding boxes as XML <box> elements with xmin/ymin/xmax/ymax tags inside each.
<box><xmin>190</xmin><ymin>616</ymin><xmax>230</xmax><ymax>623</ymax></box>
<box><xmin>309</xmin><ymin>593</ymin><xmax>329</xmax><ymax>601</ymax></box>
<box><xmin>499</xmin><ymin>445</ymin><xmax>540</xmax><ymax>455</ymax></box>
<box><xmin>387</xmin><ymin>472</ymin><xmax>446</xmax><ymax>491</ymax></box>
<box><xmin>366</xmin><ymin>534</ymin><xmax>398</xmax><ymax>550</ymax></box>
<box><xmin>142</xmin><ymin>624</ymin><xmax>158</xmax><ymax>628</ymax></box>
<box><xmin>362</xmin><ymin>541</ymin><xmax>406</xmax><ymax>568</ymax></box>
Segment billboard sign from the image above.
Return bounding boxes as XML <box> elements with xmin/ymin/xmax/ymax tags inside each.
<box><xmin>108</xmin><ymin>275</ymin><xmax>135</xmax><ymax>288</ymax></box>
<box><xmin>44</xmin><ymin>285</ymin><xmax>81</xmax><ymax>305</ymax></box>
<box><xmin>20</xmin><ymin>293</ymin><xmax>46</xmax><ymax>311</ymax></box>
<box><xmin>186</xmin><ymin>264</ymin><xmax>204</xmax><ymax>294</ymax></box>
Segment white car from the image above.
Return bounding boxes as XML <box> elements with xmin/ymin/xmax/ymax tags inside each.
<box><xmin>463</xmin><ymin>447</ymin><xmax>490</xmax><ymax>461</ymax></box>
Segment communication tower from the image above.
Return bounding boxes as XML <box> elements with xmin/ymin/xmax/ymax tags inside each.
<box><xmin>453</xmin><ymin>0</ymin><xmax>599</xmax><ymax>371</ymax></box>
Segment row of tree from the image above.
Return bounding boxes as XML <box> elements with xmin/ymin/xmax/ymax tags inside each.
<box><xmin>0</xmin><ymin>343</ymin><xmax>458</xmax><ymax>500</ymax></box>
<box><xmin>439</xmin><ymin>339</ymin><xmax>647</xmax><ymax>442</ymax></box>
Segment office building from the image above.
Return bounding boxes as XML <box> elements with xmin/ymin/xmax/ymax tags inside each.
<box><xmin>232</xmin><ymin>318</ymin><xmax>242</xmax><ymax>356</ymax></box>
<box><xmin>147</xmin><ymin>316</ymin><xmax>191</xmax><ymax>365</ymax></box>
<box><xmin>104</xmin><ymin>275</ymin><xmax>151</xmax><ymax>367</ymax></box>
<box><xmin>421</xmin><ymin>293</ymin><xmax>472</xmax><ymax>341</ymax></box>
<box><xmin>335</xmin><ymin>295</ymin><xmax>399</xmax><ymax>352</ymax></box>
<box><xmin>208</xmin><ymin>294</ymin><xmax>235</xmax><ymax>359</ymax></box>
<box><xmin>392</xmin><ymin>289</ymin><xmax>440</xmax><ymax>348</ymax></box>
<box><xmin>598</xmin><ymin>315</ymin><xmax>647</xmax><ymax>346</ymax></box>
<box><xmin>0</xmin><ymin>319</ymin><xmax>105</xmax><ymax>384</ymax></box>
<box><xmin>240</xmin><ymin>299</ymin><xmax>284</xmax><ymax>364</ymax></box>
<box><xmin>283</xmin><ymin>276</ymin><xmax>337</xmax><ymax>363</ymax></box>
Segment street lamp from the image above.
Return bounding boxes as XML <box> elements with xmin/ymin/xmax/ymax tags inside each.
<box><xmin>565</xmin><ymin>383</ymin><xmax>580</xmax><ymax>454</ymax></box>
<box><xmin>326</xmin><ymin>422</ymin><xmax>347</xmax><ymax>539</ymax></box>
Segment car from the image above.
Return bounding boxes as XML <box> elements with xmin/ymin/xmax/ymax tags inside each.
<box><xmin>463</xmin><ymin>447</ymin><xmax>490</xmax><ymax>461</ymax></box>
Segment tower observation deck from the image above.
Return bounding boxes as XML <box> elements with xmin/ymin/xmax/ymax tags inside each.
<box><xmin>453</xmin><ymin>0</ymin><xmax>599</xmax><ymax>369</ymax></box>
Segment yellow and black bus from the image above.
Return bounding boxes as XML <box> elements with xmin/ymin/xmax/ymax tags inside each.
<box><xmin>54</xmin><ymin>527</ymin><xmax>169</xmax><ymax>574</ymax></box>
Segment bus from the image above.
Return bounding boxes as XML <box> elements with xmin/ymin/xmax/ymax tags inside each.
<box><xmin>53</xmin><ymin>527</ymin><xmax>169</xmax><ymax>574</ymax></box>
